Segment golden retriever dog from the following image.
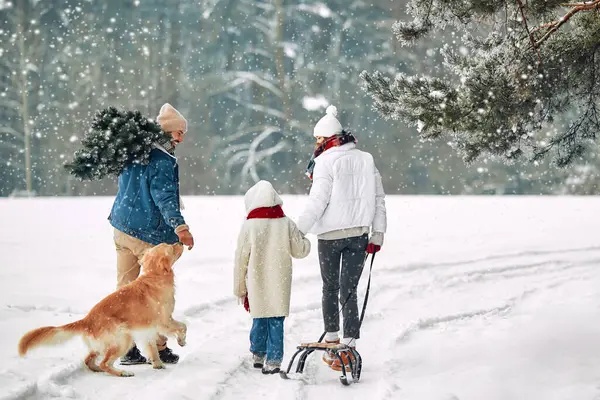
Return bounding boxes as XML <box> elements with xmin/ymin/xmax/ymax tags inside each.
<box><xmin>18</xmin><ymin>243</ymin><xmax>187</xmax><ymax>377</ymax></box>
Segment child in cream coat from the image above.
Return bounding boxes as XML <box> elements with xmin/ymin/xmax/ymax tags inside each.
<box><xmin>234</xmin><ymin>181</ymin><xmax>311</xmax><ymax>374</ymax></box>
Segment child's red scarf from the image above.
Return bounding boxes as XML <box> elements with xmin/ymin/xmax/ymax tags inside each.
<box><xmin>246</xmin><ymin>205</ymin><xmax>285</xmax><ymax>219</ymax></box>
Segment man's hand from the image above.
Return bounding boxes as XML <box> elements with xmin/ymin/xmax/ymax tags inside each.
<box><xmin>176</xmin><ymin>226</ymin><xmax>194</xmax><ymax>250</ymax></box>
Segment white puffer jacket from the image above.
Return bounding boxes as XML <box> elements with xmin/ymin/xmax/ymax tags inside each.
<box><xmin>233</xmin><ymin>181</ymin><xmax>311</xmax><ymax>318</ymax></box>
<box><xmin>297</xmin><ymin>143</ymin><xmax>387</xmax><ymax>236</ymax></box>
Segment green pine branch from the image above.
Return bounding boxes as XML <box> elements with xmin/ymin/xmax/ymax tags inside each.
<box><xmin>361</xmin><ymin>1</ymin><xmax>600</xmax><ymax>166</ymax></box>
<box><xmin>64</xmin><ymin>107</ymin><xmax>170</xmax><ymax>181</ymax></box>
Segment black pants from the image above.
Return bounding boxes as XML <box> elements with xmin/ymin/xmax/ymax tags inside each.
<box><xmin>318</xmin><ymin>234</ymin><xmax>368</xmax><ymax>339</ymax></box>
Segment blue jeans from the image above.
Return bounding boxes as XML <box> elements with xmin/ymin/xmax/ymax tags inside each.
<box><xmin>249</xmin><ymin>317</ymin><xmax>285</xmax><ymax>364</ymax></box>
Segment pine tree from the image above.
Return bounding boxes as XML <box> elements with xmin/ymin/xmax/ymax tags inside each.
<box><xmin>360</xmin><ymin>0</ymin><xmax>600</xmax><ymax>167</ymax></box>
<box><xmin>64</xmin><ymin>107</ymin><xmax>170</xmax><ymax>181</ymax></box>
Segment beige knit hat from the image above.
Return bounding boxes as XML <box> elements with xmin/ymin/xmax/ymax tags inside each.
<box><xmin>156</xmin><ymin>103</ymin><xmax>188</xmax><ymax>133</ymax></box>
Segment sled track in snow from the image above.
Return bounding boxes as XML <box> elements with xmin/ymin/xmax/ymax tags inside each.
<box><xmin>395</xmin><ymin>245</ymin><xmax>600</xmax><ymax>273</ymax></box>
<box><xmin>206</xmin><ymin>348</ymin><xmax>318</xmax><ymax>400</ymax></box>
<box><xmin>379</xmin><ymin>382</ymin><xmax>403</xmax><ymax>400</ymax></box>
<box><xmin>394</xmin><ymin>267</ymin><xmax>594</xmax><ymax>346</ymax></box>
<box><xmin>0</xmin><ymin>362</ymin><xmax>83</xmax><ymax>400</ymax></box>
<box><xmin>183</xmin><ymin>296</ymin><xmax>236</xmax><ymax>318</ymax></box>
<box><xmin>395</xmin><ymin>303</ymin><xmax>513</xmax><ymax>344</ymax></box>
<box><xmin>375</xmin><ymin>257</ymin><xmax>595</xmax><ymax>297</ymax></box>
<box><xmin>442</xmin><ymin>258</ymin><xmax>600</xmax><ymax>288</ymax></box>
<box><xmin>4</xmin><ymin>304</ymin><xmax>88</xmax><ymax>316</ymax></box>
<box><xmin>207</xmin><ymin>343</ymin><xmax>321</xmax><ymax>400</ymax></box>
<box><xmin>208</xmin><ymin>358</ymin><xmax>251</xmax><ymax>400</ymax></box>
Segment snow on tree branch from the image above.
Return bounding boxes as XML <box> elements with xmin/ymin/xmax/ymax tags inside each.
<box><xmin>223</xmin><ymin>126</ymin><xmax>288</xmax><ymax>189</ymax></box>
<box><xmin>227</xmin><ymin>72</ymin><xmax>284</xmax><ymax>98</ymax></box>
<box><xmin>240</xmin><ymin>127</ymin><xmax>288</xmax><ymax>185</ymax></box>
<box><xmin>362</xmin><ymin>0</ymin><xmax>600</xmax><ymax>166</ymax></box>
<box><xmin>0</xmin><ymin>126</ymin><xmax>23</xmax><ymax>138</ymax></box>
<box><xmin>532</xmin><ymin>0</ymin><xmax>600</xmax><ymax>48</ymax></box>
<box><xmin>226</xmin><ymin>94</ymin><xmax>287</xmax><ymax>120</ymax></box>
<box><xmin>222</xmin><ymin>125</ymin><xmax>282</xmax><ymax>145</ymax></box>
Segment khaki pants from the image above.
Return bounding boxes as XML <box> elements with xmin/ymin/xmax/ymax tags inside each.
<box><xmin>114</xmin><ymin>228</ymin><xmax>168</xmax><ymax>351</ymax></box>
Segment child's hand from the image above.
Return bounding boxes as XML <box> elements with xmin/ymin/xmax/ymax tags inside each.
<box><xmin>243</xmin><ymin>295</ymin><xmax>250</xmax><ymax>313</ymax></box>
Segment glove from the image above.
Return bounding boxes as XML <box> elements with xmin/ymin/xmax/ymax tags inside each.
<box><xmin>367</xmin><ymin>232</ymin><xmax>384</xmax><ymax>254</ymax></box>
<box><xmin>175</xmin><ymin>225</ymin><xmax>194</xmax><ymax>250</ymax></box>
<box><xmin>366</xmin><ymin>243</ymin><xmax>381</xmax><ymax>254</ymax></box>
<box><xmin>243</xmin><ymin>295</ymin><xmax>250</xmax><ymax>313</ymax></box>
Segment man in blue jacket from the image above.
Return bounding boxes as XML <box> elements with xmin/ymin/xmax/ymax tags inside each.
<box><xmin>108</xmin><ymin>103</ymin><xmax>194</xmax><ymax>365</ymax></box>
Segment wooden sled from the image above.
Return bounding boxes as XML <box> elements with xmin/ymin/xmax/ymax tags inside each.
<box><xmin>279</xmin><ymin>341</ymin><xmax>362</xmax><ymax>386</ymax></box>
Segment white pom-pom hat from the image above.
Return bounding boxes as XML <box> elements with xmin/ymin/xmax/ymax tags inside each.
<box><xmin>313</xmin><ymin>105</ymin><xmax>343</xmax><ymax>138</ymax></box>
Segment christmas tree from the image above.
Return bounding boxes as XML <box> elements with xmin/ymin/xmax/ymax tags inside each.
<box><xmin>360</xmin><ymin>0</ymin><xmax>600</xmax><ymax>167</ymax></box>
<box><xmin>64</xmin><ymin>107</ymin><xmax>171</xmax><ymax>181</ymax></box>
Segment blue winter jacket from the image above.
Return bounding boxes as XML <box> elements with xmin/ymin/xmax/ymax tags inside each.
<box><xmin>109</xmin><ymin>148</ymin><xmax>185</xmax><ymax>245</ymax></box>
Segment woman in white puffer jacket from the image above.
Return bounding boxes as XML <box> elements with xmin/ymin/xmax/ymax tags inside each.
<box><xmin>297</xmin><ymin>105</ymin><xmax>387</xmax><ymax>372</ymax></box>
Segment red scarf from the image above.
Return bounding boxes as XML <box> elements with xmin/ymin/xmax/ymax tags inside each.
<box><xmin>247</xmin><ymin>205</ymin><xmax>285</xmax><ymax>219</ymax></box>
<box><xmin>306</xmin><ymin>131</ymin><xmax>357</xmax><ymax>180</ymax></box>
<box><xmin>314</xmin><ymin>133</ymin><xmax>356</xmax><ymax>159</ymax></box>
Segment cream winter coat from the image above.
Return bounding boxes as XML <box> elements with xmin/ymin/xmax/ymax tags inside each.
<box><xmin>297</xmin><ymin>143</ymin><xmax>387</xmax><ymax>236</ymax></box>
<box><xmin>233</xmin><ymin>181</ymin><xmax>311</xmax><ymax>318</ymax></box>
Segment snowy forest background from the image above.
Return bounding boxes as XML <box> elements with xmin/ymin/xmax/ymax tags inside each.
<box><xmin>1</xmin><ymin>0</ymin><xmax>598</xmax><ymax>197</ymax></box>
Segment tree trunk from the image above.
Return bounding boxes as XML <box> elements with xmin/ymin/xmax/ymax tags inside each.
<box><xmin>273</xmin><ymin>0</ymin><xmax>291</xmax><ymax>132</ymax></box>
<box><xmin>331</xmin><ymin>21</ymin><xmax>343</xmax><ymax>105</ymax></box>
<box><xmin>167</xmin><ymin>13</ymin><xmax>182</xmax><ymax>108</ymax></box>
<box><xmin>16</xmin><ymin>2</ymin><xmax>32</xmax><ymax>193</ymax></box>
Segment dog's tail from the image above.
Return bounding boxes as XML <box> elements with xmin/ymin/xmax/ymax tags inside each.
<box><xmin>18</xmin><ymin>319</ymin><xmax>87</xmax><ymax>356</ymax></box>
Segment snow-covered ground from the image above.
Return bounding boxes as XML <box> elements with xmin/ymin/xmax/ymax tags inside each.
<box><xmin>1</xmin><ymin>196</ymin><xmax>599</xmax><ymax>400</ymax></box>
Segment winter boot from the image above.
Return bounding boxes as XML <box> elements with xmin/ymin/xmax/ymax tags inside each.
<box><xmin>261</xmin><ymin>361</ymin><xmax>281</xmax><ymax>375</ymax></box>
<box><xmin>158</xmin><ymin>347</ymin><xmax>180</xmax><ymax>364</ymax></box>
<box><xmin>120</xmin><ymin>345</ymin><xmax>147</xmax><ymax>365</ymax></box>
<box><xmin>322</xmin><ymin>338</ymin><xmax>340</xmax><ymax>366</ymax></box>
<box><xmin>330</xmin><ymin>348</ymin><xmax>356</xmax><ymax>372</ymax></box>
<box><xmin>252</xmin><ymin>353</ymin><xmax>266</xmax><ymax>369</ymax></box>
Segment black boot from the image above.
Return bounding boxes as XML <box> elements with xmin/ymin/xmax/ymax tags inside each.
<box><xmin>158</xmin><ymin>347</ymin><xmax>179</xmax><ymax>364</ymax></box>
<box><xmin>120</xmin><ymin>345</ymin><xmax>148</xmax><ymax>365</ymax></box>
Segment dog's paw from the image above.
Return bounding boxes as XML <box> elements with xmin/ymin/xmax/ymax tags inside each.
<box><xmin>120</xmin><ymin>370</ymin><xmax>135</xmax><ymax>377</ymax></box>
<box><xmin>152</xmin><ymin>362</ymin><xmax>166</xmax><ymax>370</ymax></box>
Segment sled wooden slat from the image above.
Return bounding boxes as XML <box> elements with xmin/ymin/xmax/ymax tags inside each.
<box><xmin>298</xmin><ymin>342</ymin><xmax>343</xmax><ymax>349</ymax></box>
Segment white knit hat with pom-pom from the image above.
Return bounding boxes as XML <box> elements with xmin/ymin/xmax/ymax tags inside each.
<box><xmin>313</xmin><ymin>105</ymin><xmax>343</xmax><ymax>138</ymax></box>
